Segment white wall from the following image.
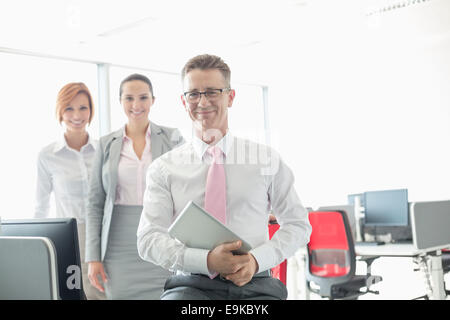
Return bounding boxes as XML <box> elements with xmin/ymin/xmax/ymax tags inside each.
<box><xmin>266</xmin><ymin>1</ymin><xmax>450</xmax><ymax>209</ymax></box>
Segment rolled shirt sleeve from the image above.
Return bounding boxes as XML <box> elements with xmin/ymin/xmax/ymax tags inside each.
<box><xmin>137</xmin><ymin>159</ymin><xmax>212</xmax><ymax>275</ymax></box>
<box><xmin>251</xmin><ymin>151</ymin><xmax>312</xmax><ymax>273</ymax></box>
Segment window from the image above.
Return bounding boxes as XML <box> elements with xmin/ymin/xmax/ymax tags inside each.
<box><xmin>109</xmin><ymin>66</ymin><xmax>191</xmax><ymax>139</ymax></box>
<box><xmin>109</xmin><ymin>66</ymin><xmax>267</xmax><ymax>144</ymax></box>
<box><xmin>228</xmin><ymin>84</ymin><xmax>266</xmax><ymax>145</ymax></box>
<box><xmin>0</xmin><ymin>53</ymin><xmax>267</xmax><ymax>221</ymax></box>
<box><xmin>0</xmin><ymin>52</ymin><xmax>98</xmax><ymax>219</ymax></box>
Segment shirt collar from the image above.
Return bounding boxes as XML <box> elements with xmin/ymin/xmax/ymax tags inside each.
<box><xmin>84</xmin><ymin>134</ymin><xmax>97</xmax><ymax>151</ymax></box>
<box><xmin>53</xmin><ymin>136</ymin><xmax>66</xmax><ymax>153</ymax></box>
<box><xmin>122</xmin><ymin>123</ymin><xmax>152</xmax><ymax>141</ymax></box>
<box><xmin>192</xmin><ymin>130</ymin><xmax>234</xmax><ymax>160</ymax></box>
<box><xmin>53</xmin><ymin>133</ymin><xmax>96</xmax><ymax>153</ymax></box>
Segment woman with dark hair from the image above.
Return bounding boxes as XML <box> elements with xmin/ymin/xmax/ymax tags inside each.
<box><xmin>86</xmin><ymin>74</ymin><xmax>184</xmax><ymax>299</ymax></box>
<box><xmin>35</xmin><ymin>82</ymin><xmax>105</xmax><ymax>300</ymax></box>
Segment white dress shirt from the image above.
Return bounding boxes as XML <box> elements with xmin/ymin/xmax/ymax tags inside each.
<box><xmin>35</xmin><ymin>134</ymin><xmax>98</xmax><ymax>224</ymax></box>
<box><xmin>115</xmin><ymin>125</ymin><xmax>152</xmax><ymax>205</ymax></box>
<box><xmin>137</xmin><ymin>132</ymin><xmax>312</xmax><ymax>276</ymax></box>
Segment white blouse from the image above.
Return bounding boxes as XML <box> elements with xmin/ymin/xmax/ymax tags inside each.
<box><xmin>114</xmin><ymin>125</ymin><xmax>152</xmax><ymax>206</ymax></box>
<box><xmin>35</xmin><ymin>134</ymin><xmax>98</xmax><ymax>224</ymax></box>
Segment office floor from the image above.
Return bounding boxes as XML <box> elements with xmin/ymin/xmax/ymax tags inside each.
<box><xmin>287</xmin><ymin>254</ymin><xmax>450</xmax><ymax>300</ymax></box>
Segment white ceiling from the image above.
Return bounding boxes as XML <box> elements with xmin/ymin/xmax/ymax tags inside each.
<box><xmin>1</xmin><ymin>0</ymin><xmax>449</xmax><ymax>83</ymax></box>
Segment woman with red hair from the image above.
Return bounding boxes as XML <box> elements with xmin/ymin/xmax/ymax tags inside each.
<box><xmin>34</xmin><ymin>82</ymin><xmax>105</xmax><ymax>300</ymax></box>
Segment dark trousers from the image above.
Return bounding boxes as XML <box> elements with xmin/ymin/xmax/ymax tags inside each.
<box><xmin>161</xmin><ymin>271</ymin><xmax>287</xmax><ymax>300</ymax></box>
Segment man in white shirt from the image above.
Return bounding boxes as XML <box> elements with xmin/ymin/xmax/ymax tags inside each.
<box><xmin>137</xmin><ymin>54</ymin><xmax>312</xmax><ymax>300</ymax></box>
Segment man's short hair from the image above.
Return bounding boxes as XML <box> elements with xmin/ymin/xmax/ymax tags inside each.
<box><xmin>181</xmin><ymin>54</ymin><xmax>231</xmax><ymax>87</ymax></box>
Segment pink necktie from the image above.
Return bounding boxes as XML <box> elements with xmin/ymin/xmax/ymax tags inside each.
<box><xmin>204</xmin><ymin>146</ymin><xmax>227</xmax><ymax>225</ymax></box>
<box><xmin>204</xmin><ymin>146</ymin><xmax>226</xmax><ymax>279</ymax></box>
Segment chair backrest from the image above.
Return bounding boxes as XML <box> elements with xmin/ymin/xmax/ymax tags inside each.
<box><xmin>317</xmin><ymin>205</ymin><xmax>356</xmax><ymax>241</ymax></box>
<box><xmin>268</xmin><ymin>222</ymin><xmax>287</xmax><ymax>285</ymax></box>
<box><xmin>306</xmin><ymin>211</ymin><xmax>356</xmax><ymax>289</ymax></box>
<box><xmin>410</xmin><ymin>200</ymin><xmax>450</xmax><ymax>250</ymax></box>
<box><xmin>0</xmin><ymin>236</ymin><xmax>60</xmax><ymax>300</ymax></box>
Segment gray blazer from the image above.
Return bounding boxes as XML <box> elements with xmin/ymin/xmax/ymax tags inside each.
<box><xmin>85</xmin><ymin>122</ymin><xmax>184</xmax><ymax>262</ymax></box>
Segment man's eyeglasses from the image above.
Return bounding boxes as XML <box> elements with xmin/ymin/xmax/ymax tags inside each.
<box><xmin>183</xmin><ymin>88</ymin><xmax>231</xmax><ymax>104</ymax></box>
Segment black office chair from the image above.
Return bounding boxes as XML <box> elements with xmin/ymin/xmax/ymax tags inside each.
<box><xmin>305</xmin><ymin>210</ymin><xmax>382</xmax><ymax>300</ymax></box>
<box><xmin>442</xmin><ymin>250</ymin><xmax>450</xmax><ymax>272</ymax></box>
<box><xmin>442</xmin><ymin>249</ymin><xmax>450</xmax><ymax>296</ymax></box>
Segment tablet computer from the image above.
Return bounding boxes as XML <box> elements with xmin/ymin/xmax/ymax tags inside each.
<box><xmin>168</xmin><ymin>201</ymin><xmax>252</xmax><ymax>255</ymax></box>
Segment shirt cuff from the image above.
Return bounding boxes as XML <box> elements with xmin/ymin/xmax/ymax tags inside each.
<box><xmin>250</xmin><ymin>242</ymin><xmax>276</xmax><ymax>273</ymax></box>
<box><xmin>183</xmin><ymin>247</ymin><xmax>212</xmax><ymax>275</ymax></box>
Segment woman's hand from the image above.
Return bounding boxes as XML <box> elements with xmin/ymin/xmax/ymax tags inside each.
<box><xmin>87</xmin><ymin>261</ymin><xmax>108</xmax><ymax>293</ymax></box>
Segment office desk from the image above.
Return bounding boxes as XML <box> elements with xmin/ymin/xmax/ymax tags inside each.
<box><xmin>290</xmin><ymin>243</ymin><xmax>447</xmax><ymax>300</ymax></box>
<box><xmin>356</xmin><ymin>243</ymin><xmax>419</xmax><ymax>257</ymax></box>
<box><xmin>355</xmin><ymin>243</ymin><xmax>447</xmax><ymax>300</ymax></box>
<box><xmin>288</xmin><ymin>201</ymin><xmax>450</xmax><ymax>300</ymax></box>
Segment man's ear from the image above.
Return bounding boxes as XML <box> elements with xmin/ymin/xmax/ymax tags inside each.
<box><xmin>228</xmin><ymin>89</ymin><xmax>236</xmax><ymax>108</ymax></box>
<box><xmin>181</xmin><ymin>94</ymin><xmax>188</xmax><ymax>111</ymax></box>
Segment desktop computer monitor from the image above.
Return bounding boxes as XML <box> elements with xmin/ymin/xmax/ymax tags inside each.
<box><xmin>0</xmin><ymin>218</ymin><xmax>85</xmax><ymax>300</ymax></box>
<box><xmin>364</xmin><ymin>189</ymin><xmax>409</xmax><ymax>227</ymax></box>
<box><xmin>362</xmin><ymin>188</ymin><xmax>412</xmax><ymax>242</ymax></box>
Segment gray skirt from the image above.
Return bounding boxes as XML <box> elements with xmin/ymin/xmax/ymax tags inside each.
<box><xmin>103</xmin><ymin>205</ymin><xmax>172</xmax><ymax>300</ymax></box>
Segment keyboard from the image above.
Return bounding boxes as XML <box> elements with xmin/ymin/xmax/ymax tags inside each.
<box><xmin>357</xmin><ymin>241</ymin><xmax>385</xmax><ymax>246</ymax></box>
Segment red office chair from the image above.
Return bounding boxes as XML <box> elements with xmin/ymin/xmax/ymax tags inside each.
<box><xmin>305</xmin><ymin>210</ymin><xmax>382</xmax><ymax>299</ymax></box>
<box><xmin>268</xmin><ymin>220</ymin><xmax>287</xmax><ymax>285</ymax></box>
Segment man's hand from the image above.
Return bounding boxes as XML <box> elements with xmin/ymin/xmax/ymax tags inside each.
<box><xmin>207</xmin><ymin>241</ymin><xmax>250</xmax><ymax>275</ymax></box>
<box><xmin>207</xmin><ymin>240</ymin><xmax>259</xmax><ymax>287</ymax></box>
<box><xmin>223</xmin><ymin>253</ymin><xmax>259</xmax><ymax>287</ymax></box>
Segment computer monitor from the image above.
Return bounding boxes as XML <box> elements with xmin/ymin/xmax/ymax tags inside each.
<box><xmin>0</xmin><ymin>218</ymin><xmax>85</xmax><ymax>300</ymax></box>
<box><xmin>0</xmin><ymin>236</ymin><xmax>59</xmax><ymax>299</ymax></box>
<box><xmin>364</xmin><ymin>189</ymin><xmax>409</xmax><ymax>227</ymax></box>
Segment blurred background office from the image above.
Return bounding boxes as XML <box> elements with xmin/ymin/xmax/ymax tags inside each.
<box><xmin>0</xmin><ymin>0</ymin><xmax>449</xmax><ymax>299</ymax></box>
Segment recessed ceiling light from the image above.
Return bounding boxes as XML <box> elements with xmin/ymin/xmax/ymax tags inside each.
<box><xmin>366</xmin><ymin>0</ymin><xmax>433</xmax><ymax>17</ymax></box>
